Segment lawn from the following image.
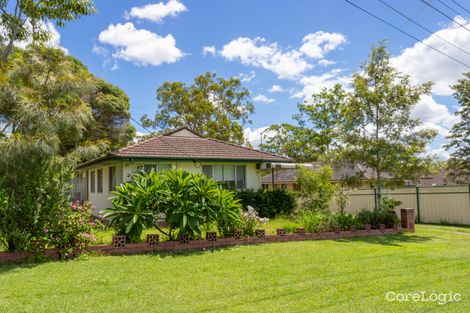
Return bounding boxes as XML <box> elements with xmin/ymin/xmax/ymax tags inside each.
<box><xmin>0</xmin><ymin>224</ymin><xmax>469</xmax><ymax>313</ymax></box>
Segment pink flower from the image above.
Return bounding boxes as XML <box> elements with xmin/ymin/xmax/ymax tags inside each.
<box><xmin>79</xmin><ymin>219</ymin><xmax>84</xmax><ymax>223</ymax></box>
<box><xmin>43</xmin><ymin>228</ymin><xmax>49</xmax><ymax>233</ymax></box>
<box><xmin>71</xmin><ymin>203</ymin><xmax>78</xmax><ymax>210</ymax></box>
<box><xmin>88</xmin><ymin>222</ymin><xmax>96</xmax><ymax>226</ymax></box>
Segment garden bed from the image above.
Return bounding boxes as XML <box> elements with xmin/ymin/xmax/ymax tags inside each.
<box><xmin>0</xmin><ymin>226</ymin><xmax>403</xmax><ymax>264</ymax></box>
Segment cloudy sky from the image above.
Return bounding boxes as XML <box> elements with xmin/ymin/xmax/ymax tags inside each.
<box><xmin>46</xmin><ymin>0</ymin><xmax>470</xmax><ymax>159</ymax></box>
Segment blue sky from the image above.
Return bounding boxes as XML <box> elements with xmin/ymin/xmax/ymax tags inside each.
<box><xmin>46</xmin><ymin>0</ymin><xmax>470</xmax><ymax>158</ymax></box>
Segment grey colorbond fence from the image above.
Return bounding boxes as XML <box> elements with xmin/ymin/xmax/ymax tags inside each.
<box><xmin>330</xmin><ymin>185</ymin><xmax>470</xmax><ymax>225</ymax></box>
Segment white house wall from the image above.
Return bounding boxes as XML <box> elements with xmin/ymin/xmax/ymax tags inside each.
<box><xmin>82</xmin><ymin>159</ymin><xmax>262</xmax><ymax>211</ymax></box>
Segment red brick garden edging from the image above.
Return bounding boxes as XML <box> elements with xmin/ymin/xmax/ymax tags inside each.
<box><xmin>0</xmin><ymin>208</ymin><xmax>415</xmax><ymax>265</ymax></box>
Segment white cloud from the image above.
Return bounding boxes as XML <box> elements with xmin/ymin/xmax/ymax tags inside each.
<box><xmin>254</xmin><ymin>94</ymin><xmax>275</xmax><ymax>103</ymax></box>
<box><xmin>268</xmin><ymin>85</ymin><xmax>284</xmax><ymax>93</ymax></box>
<box><xmin>98</xmin><ymin>22</ymin><xmax>184</xmax><ymax>66</ymax></box>
<box><xmin>318</xmin><ymin>59</ymin><xmax>336</xmax><ymax>67</ymax></box>
<box><xmin>411</xmin><ymin>95</ymin><xmax>460</xmax><ymax>137</ymax></box>
<box><xmin>126</xmin><ymin>0</ymin><xmax>187</xmax><ymax>23</ymax></box>
<box><xmin>291</xmin><ymin>69</ymin><xmax>351</xmax><ymax>99</ymax></box>
<box><xmin>202</xmin><ymin>45</ymin><xmax>216</xmax><ymax>56</ymax></box>
<box><xmin>244</xmin><ymin>126</ymin><xmax>271</xmax><ymax>148</ymax></box>
<box><xmin>237</xmin><ymin>71</ymin><xmax>256</xmax><ymax>83</ymax></box>
<box><xmin>300</xmin><ymin>31</ymin><xmax>347</xmax><ymax>59</ymax></box>
<box><xmin>425</xmin><ymin>145</ymin><xmax>450</xmax><ymax>160</ymax></box>
<box><xmin>219</xmin><ymin>37</ymin><xmax>313</xmax><ymax>79</ymax></box>
<box><xmin>392</xmin><ymin>16</ymin><xmax>470</xmax><ymax>96</ymax></box>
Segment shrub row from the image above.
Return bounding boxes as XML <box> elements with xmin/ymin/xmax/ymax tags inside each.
<box><xmin>236</xmin><ymin>189</ymin><xmax>296</xmax><ymax>218</ymax></box>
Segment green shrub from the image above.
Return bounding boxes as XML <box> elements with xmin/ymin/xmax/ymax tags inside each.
<box><xmin>326</xmin><ymin>211</ymin><xmax>362</xmax><ymax>231</ymax></box>
<box><xmin>356</xmin><ymin>209</ymin><xmax>399</xmax><ymax>228</ymax></box>
<box><xmin>43</xmin><ymin>202</ymin><xmax>103</xmax><ymax>258</ymax></box>
<box><xmin>296</xmin><ymin>166</ymin><xmax>337</xmax><ymax>212</ymax></box>
<box><xmin>298</xmin><ymin>211</ymin><xmax>325</xmax><ymax>232</ymax></box>
<box><xmin>104</xmin><ymin>169</ymin><xmax>242</xmax><ymax>241</ymax></box>
<box><xmin>236</xmin><ymin>188</ymin><xmax>296</xmax><ymax>218</ymax></box>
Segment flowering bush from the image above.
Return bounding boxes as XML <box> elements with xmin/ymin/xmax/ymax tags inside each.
<box><xmin>240</xmin><ymin>206</ymin><xmax>269</xmax><ymax>236</ymax></box>
<box><xmin>43</xmin><ymin>201</ymin><xmax>103</xmax><ymax>259</ymax></box>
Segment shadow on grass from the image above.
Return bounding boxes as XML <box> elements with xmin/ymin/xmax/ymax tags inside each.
<box><xmin>334</xmin><ymin>233</ymin><xmax>434</xmax><ymax>247</ymax></box>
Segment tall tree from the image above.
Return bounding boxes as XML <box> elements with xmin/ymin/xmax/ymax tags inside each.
<box><xmin>142</xmin><ymin>72</ymin><xmax>254</xmax><ymax>144</ymax></box>
<box><xmin>0</xmin><ymin>45</ymin><xmax>134</xmax><ymax>160</ymax></box>
<box><xmin>0</xmin><ymin>0</ymin><xmax>95</xmax><ymax>63</ymax></box>
<box><xmin>0</xmin><ymin>45</ymin><xmax>133</xmax><ymax>251</ymax></box>
<box><xmin>445</xmin><ymin>72</ymin><xmax>470</xmax><ymax>180</ymax></box>
<box><xmin>260</xmin><ymin>84</ymin><xmax>347</xmax><ymax>162</ymax></box>
<box><xmin>343</xmin><ymin>43</ymin><xmax>437</xmax><ymax>207</ymax></box>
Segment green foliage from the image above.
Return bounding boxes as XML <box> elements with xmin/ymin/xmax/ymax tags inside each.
<box><xmin>142</xmin><ymin>72</ymin><xmax>254</xmax><ymax>144</ymax></box>
<box><xmin>342</xmin><ymin>43</ymin><xmax>437</xmax><ymax>205</ymax></box>
<box><xmin>43</xmin><ymin>202</ymin><xmax>103</xmax><ymax>259</ymax></box>
<box><xmin>380</xmin><ymin>197</ymin><xmax>402</xmax><ymax>212</ymax></box>
<box><xmin>326</xmin><ymin>212</ymin><xmax>362</xmax><ymax>231</ymax></box>
<box><xmin>298</xmin><ymin>211</ymin><xmax>325</xmax><ymax>232</ymax></box>
<box><xmin>296</xmin><ymin>166</ymin><xmax>337</xmax><ymax>212</ymax></box>
<box><xmin>0</xmin><ymin>46</ymin><xmax>133</xmax><ymax>251</ymax></box>
<box><xmin>261</xmin><ymin>84</ymin><xmax>348</xmax><ymax>162</ymax></box>
<box><xmin>356</xmin><ymin>209</ymin><xmax>399</xmax><ymax>228</ymax></box>
<box><xmin>104</xmin><ymin>169</ymin><xmax>242</xmax><ymax>241</ymax></box>
<box><xmin>445</xmin><ymin>72</ymin><xmax>470</xmax><ymax>180</ymax></box>
<box><xmin>236</xmin><ymin>188</ymin><xmax>297</xmax><ymax>218</ymax></box>
<box><xmin>0</xmin><ymin>0</ymin><xmax>95</xmax><ymax>63</ymax></box>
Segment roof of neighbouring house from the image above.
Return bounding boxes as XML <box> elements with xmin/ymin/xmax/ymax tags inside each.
<box><xmin>261</xmin><ymin>163</ymin><xmax>386</xmax><ymax>184</ymax></box>
<box><xmin>77</xmin><ymin>126</ymin><xmax>292</xmax><ymax>168</ymax></box>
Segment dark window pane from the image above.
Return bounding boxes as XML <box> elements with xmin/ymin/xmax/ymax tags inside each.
<box><xmin>90</xmin><ymin>171</ymin><xmax>95</xmax><ymax>193</ymax></box>
<box><xmin>97</xmin><ymin>169</ymin><xmax>103</xmax><ymax>193</ymax></box>
<box><xmin>236</xmin><ymin>165</ymin><xmax>246</xmax><ymax>189</ymax></box>
<box><xmin>202</xmin><ymin>165</ymin><xmax>213</xmax><ymax>178</ymax></box>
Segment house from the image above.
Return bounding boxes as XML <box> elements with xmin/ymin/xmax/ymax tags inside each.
<box><xmin>261</xmin><ymin>163</ymin><xmax>384</xmax><ymax>190</ymax></box>
<box><xmin>72</xmin><ymin>127</ymin><xmax>292</xmax><ymax>211</ymax></box>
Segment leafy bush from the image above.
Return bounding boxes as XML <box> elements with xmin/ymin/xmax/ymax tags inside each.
<box><xmin>356</xmin><ymin>209</ymin><xmax>399</xmax><ymax>228</ymax></box>
<box><xmin>240</xmin><ymin>206</ymin><xmax>269</xmax><ymax>236</ymax></box>
<box><xmin>236</xmin><ymin>188</ymin><xmax>296</xmax><ymax>218</ymax></box>
<box><xmin>296</xmin><ymin>166</ymin><xmax>337</xmax><ymax>212</ymax></box>
<box><xmin>381</xmin><ymin>197</ymin><xmax>402</xmax><ymax>211</ymax></box>
<box><xmin>43</xmin><ymin>202</ymin><xmax>103</xmax><ymax>259</ymax></box>
<box><xmin>298</xmin><ymin>211</ymin><xmax>326</xmax><ymax>232</ymax></box>
<box><xmin>104</xmin><ymin>169</ymin><xmax>242</xmax><ymax>241</ymax></box>
<box><xmin>326</xmin><ymin>212</ymin><xmax>362</xmax><ymax>231</ymax></box>
<box><xmin>104</xmin><ymin>171</ymin><xmax>166</xmax><ymax>242</ymax></box>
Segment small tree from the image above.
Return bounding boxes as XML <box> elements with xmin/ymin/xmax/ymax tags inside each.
<box><xmin>342</xmin><ymin>43</ymin><xmax>437</xmax><ymax>207</ymax></box>
<box><xmin>445</xmin><ymin>72</ymin><xmax>470</xmax><ymax>180</ymax></box>
<box><xmin>296</xmin><ymin>166</ymin><xmax>337</xmax><ymax>212</ymax></box>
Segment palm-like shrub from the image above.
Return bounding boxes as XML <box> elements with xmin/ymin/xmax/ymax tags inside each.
<box><xmin>103</xmin><ymin>169</ymin><xmax>242</xmax><ymax>241</ymax></box>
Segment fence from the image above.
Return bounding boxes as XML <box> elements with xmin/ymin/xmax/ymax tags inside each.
<box><xmin>330</xmin><ymin>185</ymin><xmax>470</xmax><ymax>225</ymax></box>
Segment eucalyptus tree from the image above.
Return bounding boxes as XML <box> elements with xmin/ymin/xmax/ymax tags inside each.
<box><xmin>142</xmin><ymin>72</ymin><xmax>254</xmax><ymax>145</ymax></box>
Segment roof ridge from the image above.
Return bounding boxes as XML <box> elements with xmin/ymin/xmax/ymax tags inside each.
<box><xmin>112</xmin><ymin>134</ymin><xmax>160</xmax><ymax>154</ymax></box>
<box><xmin>203</xmin><ymin>136</ymin><xmax>292</xmax><ymax>161</ymax></box>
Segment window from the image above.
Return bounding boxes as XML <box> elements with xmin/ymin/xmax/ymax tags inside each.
<box><xmin>143</xmin><ymin>164</ymin><xmax>156</xmax><ymax>172</ymax></box>
<box><xmin>236</xmin><ymin>165</ymin><xmax>246</xmax><ymax>189</ymax></box>
<box><xmin>90</xmin><ymin>170</ymin><xmax>95</xmax><ymax>193</ymax></box>
<box><xmin>201</xmin><ymin>164</ymin><xmax>246</xmax><ymax>190</ymax></box>
<box><xmin>202</xmin><ymin>165</ymin><xmax>212</xmax><ymax>178</ymax></box>
<box><xmin>109</xmin><ymin>166</ymin><xmax>117</xmax><ymax>191</ymax></box>
<box><xmin>143</xmin><ymin>163</ymin><xmax>172</xmax><ymax>172</ymax></box>
<box><xmin>97</xmin><ymin>169</ymin><xmax>103</xmax><ymax>193</ymax></box>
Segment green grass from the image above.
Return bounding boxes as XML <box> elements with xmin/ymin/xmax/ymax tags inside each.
<box><xmin>0</xmin><ymin>224</ymin><xmax>469</xmax><ymax>312</ymax></box>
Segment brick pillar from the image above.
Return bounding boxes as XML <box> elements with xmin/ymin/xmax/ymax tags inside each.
<box><xmin>400</xmin><ymin>208</ymin><xmax>415</xmax><ymax>232</ymax></box>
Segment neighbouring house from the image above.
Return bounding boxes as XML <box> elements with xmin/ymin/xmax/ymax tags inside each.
<box><xmin>261</xmin><ymin>163</ymin><xmax>388</xmax><ymax>190</ymax></box>
<box><xmin>72</xmin><ymin>127</ymin><xmax>292</xmax><ymax>211</ymax></box>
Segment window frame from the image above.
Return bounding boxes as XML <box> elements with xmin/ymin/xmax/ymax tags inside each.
<box><xmin>90</xmin><ymin>170</ymin><xmax>95</xmax><ymax>194</ymax></box>
<box><xmin>97</xmin><ymin>169</ymin><xmax>103</xmax><ymax>193</ymax></box>
<box><xmin>202</xmin><ymin>164</ymin><xmax>246</xmax><ymax>190</ymax></box>
<box><xmin>109</xmin><ymin>166</ymin><xmax>117</xmax><ymax>192</ymax></box>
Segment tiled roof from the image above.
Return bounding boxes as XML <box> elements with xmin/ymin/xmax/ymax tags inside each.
<box><xmin>261</xmin><ymin>163</ymin><xmax>386</xmax><ymax>184</ymax></box>
<box><xmin>79</xmin><ymin>127</ymin><xmax>292</xmax><ymax>167</ymax></box>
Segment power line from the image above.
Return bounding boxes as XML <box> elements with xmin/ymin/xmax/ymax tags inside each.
<box><xmin>420</xmin><ymin>0</ymin><xmax>470</xmax><ymax>33</ymax></box>
<box><xmin>436</xmin><ymin>0</ymin><xmax>464</xmax><ymax>16</ymax></box>
<box><xmin>343</xmin><ymin>0</ymin><xmax>470</xmax><ymax>69</ymax></box>
<box><xmin>130</xmin><ymin>116</ymin><xmax>155</xmax><ymax>135</ymax></box>
<box><xmin>450</xmin><ymin>0</ymin><xmax>470</xmax><ymax>15</ymax></box>
<box><xmin>379</xmin><ymin>0</ymin><xmax>470</xmax><ymax>56</ymax></box>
